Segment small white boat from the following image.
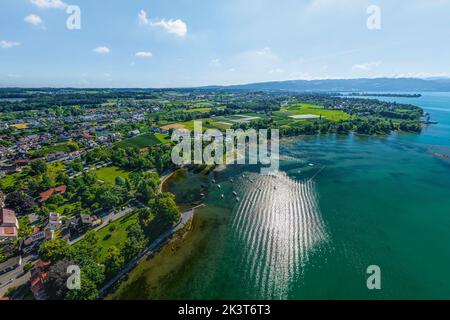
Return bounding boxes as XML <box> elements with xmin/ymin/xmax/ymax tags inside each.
<box><xmin>233</xmin><ymin>191</ymin><xmax>237</xmax><ymax>197</ymax></box>
<box><xmin>212</xmin><ymin>179</ymin><xmax>216</xmax><ymax>183</ymax></box>
<box><xmin>217</xmin><ymin>184</ymin><xmax>222</xmax><ymax>189</ymax></box>
<box><xmin>221</xmin><ymin>194</ymin><xmax>224</xmax><ymax>199</ymax></box>
<box><xmin>308</xmin><ymin>163</ymin><xmax>314</xmax><ymax>167</ymax></box>
<box><xmin>236</xmin><ymin>197</ymin><xmax>240</xmax><ymax>202</ymax></box>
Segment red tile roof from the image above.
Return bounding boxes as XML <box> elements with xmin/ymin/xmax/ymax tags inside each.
<box><xmin>14</xmin><ymin>159</ymin><xmax>29</xmax><ymax>165</ymax></box>
<box><xmin>0</xmin><ymin>226</ymin><xmax>17</xmax><ymax>237</ymax></box>
<box><xmin>39</xmin><ymin>185</ymin><xmax>67</xmax><ymax>202</ymax></box>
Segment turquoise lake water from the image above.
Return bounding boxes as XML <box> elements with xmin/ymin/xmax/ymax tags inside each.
<box><xmin>116</xmin><ymin>92</ymin><xmax>450</xmax><ymax>300</ymax></box>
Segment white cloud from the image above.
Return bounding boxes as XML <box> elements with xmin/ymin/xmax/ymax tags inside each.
<box><xmin>392</xmin><ymin>72</ymin><xmax>450</xmax><ymax>79</ymax></box>
<box><xmin>30</xmin><ymin>0</ymin><xmax>67</xmax><ymax>9</ymax></box>
<box><xmin>352</xmin><ymin>61</ymin><xmax>381</xmax><ymax>71</ymax></box>
<box><xmin>24</xmin><ymin>14</ymin><xmax>44</xmax><ymax>26</ymax></box>
<box><xmin>268</xmin><ymin>68</ymin><xmax>284</xmax><ymax>74</ymax></box>
<box><xmin>151</xmin><ymin>19</ymin><xmax>187</xmax><ymax>37</ymax></box>
<box><xmin>138</xmin><ymin>10</ymin><xmax>149</xmax><ymax>25</ymax></box>
<box><xmin>0</xmin><ymin>41</ymin><xmax>20</xmax><ymax>49</ymax></box>
<box><xmin>7</xmin><ymin>74</ymin><xmax>21</xmax><ymax>78</ymax></box>
<box><xmin>256</xmin><ymin>47</ymin><xmax>272</xmax><ymax>56</ymax></box>
<box><xmin>135</xmin><ymin>51</ymin><xmax>153</xmax><ymax>58</ymax></box>
<box><xmin>210</xmin><ymin>58</ymin><xmax>221</xmax><ymax>67</ymax></box>
<box><xmin>93</xmin><ymin>46</ymin><xmax>110</xmax><ymax>54</ymax></box>
<box><xmin>138</xmin><ymin>10</ymin><xmax>188</xmax><ymax>37</ymax></box>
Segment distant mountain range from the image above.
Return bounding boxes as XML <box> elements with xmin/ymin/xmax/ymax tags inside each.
<box><xmin>202</xmin><ymin>77</ymin><xmax>450</xmax><ymax>92</ymax></box>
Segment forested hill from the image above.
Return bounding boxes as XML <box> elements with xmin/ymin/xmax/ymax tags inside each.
<box><xmin>202</xmin><ymin>78</ymin><xmax>450</xmax><ymax>92</ymax></box>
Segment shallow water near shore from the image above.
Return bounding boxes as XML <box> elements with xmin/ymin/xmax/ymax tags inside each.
<box><xmin>109</xmin><ymin>93</ymin><xmax>450</xmax><ymax>300</ymax></box>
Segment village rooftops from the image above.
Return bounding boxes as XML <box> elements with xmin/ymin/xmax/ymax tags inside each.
<box><xmin>30</xmin><ymin>265</ymin><xmax>48</xmax><ymax>300</ymax></box>
<box><xmin>80</xmin><ymin>214</ymin><xmax>94</xmax><ymax>225</ymax></box>
<box><xmin>0</xmin><ymin>208</ymin><xmax>19</xmax><ymax>239</ymax></box>
<box><xmin>80</xmin><ymin>133</ymin><xmax>95</xmax><ymax>139</ymax></box>
<box><xmin>39</xmin><ymin>185</ymin><xmax>67</xmax><ymax>202</ymax></box>
<box><xmin>0</xmin><ymin>226</ymin><xmax>18</xmax><ymax>238</ymax></box>
<box><xmin>0</xmin><ymin>208</ymin><xmax>18</xmax><ymax>227</ymax></box>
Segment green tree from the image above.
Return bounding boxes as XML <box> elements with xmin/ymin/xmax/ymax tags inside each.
<box><xmin>5</xmin><ymin>191</ymin><xmax>36</xmax><ymax>215</ymax></box>
<box><xmin>96</xmin><ymin>187</ymin><xmax>121</xmax><ymax>211</ymax></box>
<box><xmin>65</xmin><ymin>275</ymin><xmax>99</xmax><ymax>300</ymax></box>
<box><xmin>18</xmin><ymin>216</ymin><xmax>32</xmax><ymax>239</ymax></box>
<box><xmin>115</xmin><ymin>176</ymin><xmax>126</xmax><ymax>187</ymax></box>
<box><xmin>39</xmin><ymin>240</ymin><xmax>71</xmax><ymax>263</ymax></box>
<box><xmin>70</xmin><ymin>230</ymin><xmax>100</xmax><ymax>263</ymax></box>
<box><xmin>30</xmin><ymin>159</ymin><xmax>48</xmax><ymax>175</ymax></box>
<box><xmin>104</xmin><ymin>246</ymin><xmax>125</xmax><ymax>279</ymax></box>
<box><xmin>151</xmin><ymin>193</ymin><xmax>180</xmax><ymax>228</ymax></box>
<box><xmin>45</xmin><ymin>259</ymin><xmax>76</xmax><ymax>300</ymax></box>
<box><xmin>67</xmin><ymin>140</ymin><xmax>80</xmax><ymax>151</ymax></box>
<box><xmin>121</xmin><ymin>224</ymin><xmax>146</xmax><ymax>262</ymax></box>
<box><xmin>138</xmin><ymin>208</ymin><xmax>154</xmax><ymax>228</ymax></box>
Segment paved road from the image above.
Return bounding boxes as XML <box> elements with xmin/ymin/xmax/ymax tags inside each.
<box><xmin>0</xmin><ymin>204</ymin><xmax>139</xmax><ymax>298</ymax></box>
<box><xmin>0</xmin><ymin>255</ymin><xmax>37</xmax><ymax>298</ymax></box>
<box><xmin>98</xmin><ymin>205</ymin><xmax>200</xmax><ymax>298</ymax></box>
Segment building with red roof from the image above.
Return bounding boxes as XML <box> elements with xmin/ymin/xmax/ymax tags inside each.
<box><xmin>39</xmin><ymin>185</ymin><xmax>67</xmax><ymax>202</ymax></box>
<box><xmin>0</xmin><ymin>208</ymin><xmax>19</xmax><ymax>241</ymax></box>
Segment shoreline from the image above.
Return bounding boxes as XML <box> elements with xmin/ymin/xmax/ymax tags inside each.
<box><xmin>159</xmin><ymin>169</ymin><xmax>179</xmax><ymax>192</ymax></box>
<box><xmin>104</xmin><ymin>168</ymin><xmax>207</xmax><ymax>299</ymax></box>
<box><xmin>100</xmin><ymin>204</ymin><xmax>199</xmax><ymax>299</ymax></box>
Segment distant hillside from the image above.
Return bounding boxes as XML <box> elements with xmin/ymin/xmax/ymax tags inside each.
<box><xmin>202</xmin><ymin>78</ymin><xmax>450</xmax><ymax>92</ymax></box>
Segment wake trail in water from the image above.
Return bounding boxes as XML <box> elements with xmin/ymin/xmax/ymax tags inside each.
<box><xmin>230</xmin><ymin>171</ymin><xmax>329</xmax><ymax>299</ymax></box>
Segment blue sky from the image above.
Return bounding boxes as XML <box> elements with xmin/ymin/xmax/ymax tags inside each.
<box><xmin>1</xmin><ymin>0</ymin><xmax>450</xmax><ymax>87</ymax></box>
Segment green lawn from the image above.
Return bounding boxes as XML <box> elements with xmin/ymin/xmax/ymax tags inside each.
<box><xmin>186</xmin><ymin>107</ymin><xmax>212</xmax><ymax>113</ymax></box>
<box><xmin>56</xmin><ymin>202</ymin><xmax>79</xmax><ymax>215</ymax></box>
<box><xmin>78</xmin><ymin>212</ymin><xmax>139</xmax><ymax>263</ymax></box>
<box><xmin>96</xmin><ymin>166</ymin><xmax>130</xmax><ymax>184</ymax></box>
<box><xmin>280</xmin><ymin>103</ymin><xmax>351</xmax><ymax>121</ymax></box>
<box><xmin>154</xmin><ymin>133</ymin><xmax>172</xmax><ymax>144</ymax></box>
<box><xmin>32</xmin><ymin>143</ymin><xmax>70</xmax><ymax>157</ymax></box>
<box><xmin>180</xmin><ymin>119</ymin><xmax>233</xmax><ymax>131</ymax></box>
<box><xmin>116</xmin><ymin>133</ymin><xmax>161</xmax><ymax>149</ymax></box>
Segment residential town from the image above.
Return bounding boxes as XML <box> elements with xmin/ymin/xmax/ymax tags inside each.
<box><xmin>0</xmin><ymin>88</ymin><xmax>424</xmax><ymax>299</ymax></box>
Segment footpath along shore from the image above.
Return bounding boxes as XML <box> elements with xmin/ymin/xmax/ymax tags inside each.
<box><xmin>98</xmin><ymin>203</ymin><xmax>204</xmax><ymax>298</ymax></box>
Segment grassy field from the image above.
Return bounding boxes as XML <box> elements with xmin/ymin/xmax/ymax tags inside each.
<box><xmin>0</xmin><ymin>162</ymin><xmax>65</xmax><ymax>191</ymax></box>
<box><xmin>96</xmin><ymin>166</ymin><xmax>130</xmax><ymax>184</ymax></box>
<box><xmin>179</xmin><ymin>119</ymin><xmax>233</xmax><ymax>131</ymax></box>
<box><xmin>154</xmin><ymin>133</ymin><xmax>172</xmax><ymax>144</ymax></box>
<box><xmin>77</xmin><ymin>212</ymin><xmax>140</xmax><ymax>263</ymax></box>
<box><xmin>116</xmin><ymin>133</ymin><xmax>161</xmax><ymax>149</ymax></box>
<box><xmin>277</xmin><ymin>103</ymin><xmax>351</xmax><ymax>121</ymax></box>
<box><xmin>33</xmin><ymin>143</ymin><xmax>71</xmax><ymax>156</ymax></box>
<box><xmin>55</xmin><ymin>202</ymin><xmax>79</xmax><ymax>215</ymax></box>
<box><xmin>185</xmin><ymin>107</ymin><xmax>212</xmax><ymax>113</ymax></box>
